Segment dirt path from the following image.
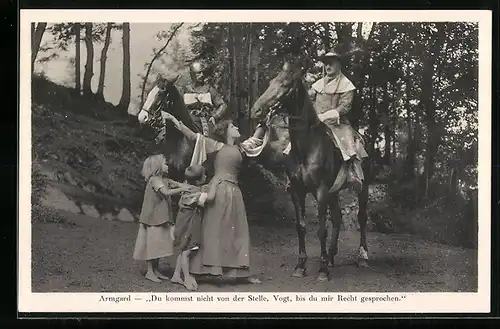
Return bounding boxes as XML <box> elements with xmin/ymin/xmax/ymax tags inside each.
<box><xmin>32</xmin><ymin>202</ymin><xmax>477</xmax><ymax>293</ymax></box>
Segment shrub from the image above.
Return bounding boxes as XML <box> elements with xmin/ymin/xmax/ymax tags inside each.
<box><xmin>31</xmin><ymin>160</ymin><xmax>65</xmax><ymax>224</ymax></box>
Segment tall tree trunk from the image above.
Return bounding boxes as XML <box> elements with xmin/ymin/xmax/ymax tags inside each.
<box><xmin>334</xmin><ymin>22</ymin><xmax>353</xmax><ymax>45</ymax></box>
<box><xmin>366</xmin><ymin>74</ymin><xmax>380</xmax><ymax>183</ymax></box>
<box><xmin>118</xmin><ymin>22</ymin><xmax>131</xmax><ymax>112</ymax></box>
<box><xmin>82</xmin><ymin>23</ymin><xmax>94</xmax><ymax>96</ymax></box>
<box><xmin>75</xmin><ymin>23</ymin><xmax>81</xmax><ymax>94</ymax></box>
<box><xmin>356</xmin><ymin>22</ymin><xmax>363</xmax><ymax>42</ymax></box>
<box><xmin>31</xmin><ymin>22</ymin><xmax>47</xmax><ymax>74</ymax></box>
<box><xmin>414</xmin><ymin>101</ymin><xmax>422</xmax><ymax>201</ymax></box>
<box><xmin>421</xmin><ymin>56</ymin><xmax>436</xmax><ymax>192</ymax></box>
<box><xmin>391</xmin><ymin>120</ymin><xmax>396</xmax><ymax>164</ymax></box>
<box><xmin>420</xmin><ymin>26</ymin><xmax>444</xmax><ymax>199</ymax></box>
<box><xmin>247</xmin><ymin>25</ymin><xmax>261</xmax><ymax>134</ymax></box>
<box><xmin>246</xmin><ymin>26</ymin><xmax>253</xmax><ymax>134</ymax></box>
<box><xmin>350</xmin><ymin>23</ymin><xmax>377</xmax><ymax>130</ymax></box>
<box><xmin>405</xmin><ymin>79</ymin><xmax>416</xmax><ymax>181</ymax></box>
<box><xmin>236</xmin><ymin>24</ymin><xmax>248</xmax><ymax>136</ymax></box>
<box><xmin>230</xmin><ymin>23</ymin><xmax>245</xmax><ymax>132</ymax></box>
<box><xmin>96</xmin><ymin>23</ymin><xmax>113</xmax><ymax>100</ymax></box>
<box><xmin>334</xmin><ymin>23</ymin><xmax>355</xmax><ymax>84</ymax></box>
<box><xmin>249</xmin><ymin>41</ymin><xmax>261</xmax><ymax>132</ymax></box>
<box><xmin>220</xmin><ymin>26</ymin><xmax>231</xmax><ymax>105</ymax></box>
<box><xmin>448</xmin><ymin>160</ymin><xmax>459</xmax><ymax>198</ymax></box>
<box><xmin>227</xmin><ymin>24</ymin><xmax>239</xmax><ymax>121</ymax></box>
<box><xmin>382</xmin><ymin>81</ymin><xmax>392</xmax><ymax>165</ymax></box>
<box><xmin>321</xmin><ymin>22</ymin><xmax>331</xmax><ymax>49</ymax></box>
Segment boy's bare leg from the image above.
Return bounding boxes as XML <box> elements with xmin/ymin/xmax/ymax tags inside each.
<box><xmin>170</xmin><ymin>254</ymin><xmax>184</xmax><ymax>285</ymax></box>
<box><xmin>181</xmin><ymin>250</ymin><xmax>198</xmax><ymax>291</ymax></box>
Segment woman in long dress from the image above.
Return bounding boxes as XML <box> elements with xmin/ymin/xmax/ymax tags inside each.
<box><xmin>162</xmin><ymin>112</ymin><xmax>262</xmax><ymax>284</ymax></box>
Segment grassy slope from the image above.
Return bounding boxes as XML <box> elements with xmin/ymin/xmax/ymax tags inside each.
<box><xmin>31</xmin><ymin>75</ymin><xmax>294</xmax><ymax>220</ymax></box>
<box><xmin>32</xmin><ymin>76</ymin><xmax>158</xmax><ymax>216</ymax></box>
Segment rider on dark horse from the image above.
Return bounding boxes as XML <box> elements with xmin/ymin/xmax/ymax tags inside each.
<box><xmin>258</xmin><ymin>50</ymin><xmax>368</xmax><ymax>194</ymax></box>
<box><xmin>309</xmin><ymin>50</ymin><xmax>368</xmax><ymax>193</ymax></box>
<box><xmin>179</xmin><ymin>61</ymin><xmax>228</xmax><ymax>136</ymax></box>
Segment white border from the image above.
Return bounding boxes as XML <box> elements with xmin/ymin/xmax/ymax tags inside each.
<box><xmin>19</xmin><ymin>9</ymin><xmax>492</xmax><ymax>314</ymax></box>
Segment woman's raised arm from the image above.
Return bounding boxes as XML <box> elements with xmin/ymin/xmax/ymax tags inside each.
<box><xmin>161</xmin><ymin>111</ymin><xmax>197</xmax><ymax>140</ymax></box>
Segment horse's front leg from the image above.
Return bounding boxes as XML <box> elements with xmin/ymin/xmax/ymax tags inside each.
<box><xmin>357</xmin><ymin>180</ymin><xmax>370</xmax><ymax>268</ymax></box>
<box><xmin>288</xmin><ymin>179</ymin><xmax>307</xmax><ymax>278</ymax></box>
<box><xmin>316</xmin><ymin>185</ymin><xmax>330</xmax><ymax>281</ymax></box>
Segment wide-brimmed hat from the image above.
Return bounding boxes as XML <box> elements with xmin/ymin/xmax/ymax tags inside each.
<box><xmin>318</xmin><ymin>50</ymin><xmax>342</xmax><ymax>63</ymax></box>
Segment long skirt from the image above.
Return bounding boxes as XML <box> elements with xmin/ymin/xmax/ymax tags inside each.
<box><xmin>133</xmin><ymin>222</ymin><xmax>174</xmax><ymax>261</ymax></box>
<box><xmin>189</xmin><ymin>181</ymin><xmax>251</xmax><ymax>278</ymax></box>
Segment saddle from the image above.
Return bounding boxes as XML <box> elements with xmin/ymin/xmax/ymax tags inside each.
<box><xmin>187</xmin><ymin>103</ymin><xmax>213</xmax><ymax>136</ymax></box>
<box><xmin>266</xmin><ymin>113</ymin><xmax>364</xmax><ymax>194</ymax></box>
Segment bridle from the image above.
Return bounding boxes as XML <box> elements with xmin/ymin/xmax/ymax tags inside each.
<box><xmin>264</xmin><ymin>78</ymin><xmax>321</xmax><ymax>132</ymax></box>
<box><xmin>142</xmin><ymin>85</ymin><xmax>175</xmax><ymax>134</ymax></box>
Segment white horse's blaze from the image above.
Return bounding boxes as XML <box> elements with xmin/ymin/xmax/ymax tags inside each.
<box><xmin>359</xmin><ymin>246</ymin><xmax>368</xmax><ymax>260</ymax></box>
<box><xmin>138</xmin><ymin>85</ymin><xmax>160</xmax><ymax>123</ymax></box>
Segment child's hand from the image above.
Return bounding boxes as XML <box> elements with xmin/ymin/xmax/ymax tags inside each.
<box><xmin>182</xmin><ymin>185</ymin><xmax>197</xmax><ymax>192</ymax></box>
<box><xmin>167</xmin><ymin>179</ymin><xmax>179</xmax><ymax>187</ymax></box>
<box><xmin>170</xmin><ymin>226</ymin><xmax>175</xmax><ymax>241</ymax></box>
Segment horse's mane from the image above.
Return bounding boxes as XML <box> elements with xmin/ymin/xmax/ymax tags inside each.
<box><xmin>284</xmin><ymin>64</ymin><xmax>341</xmax><ymax>173</ymax></box>
<box><xmin>288</xmin><ymin>68</ymin><xmax>322</xmax><ymax>130</ymax></box>
<box><xmin>153</xmin><ymin>79</ymin><xmax>200</xmax><ymax>181</ymax></box>
<box><xmin>162</xmin><ymin>81</ymin><xmax>197</xmax><ymax>133</ymax></box>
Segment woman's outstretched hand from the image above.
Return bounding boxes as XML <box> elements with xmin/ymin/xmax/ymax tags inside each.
<box><xmin>161</xmin><ymin>110</ymin><xmax>197</xmax><ymax>140</ymax></box>
<box><xmin>161</xmin><ymin>111</ymin><xmax>181</xmax><ymax>129</ymax></box>
<box><xmin>161</xmin><ymin>111</ymin><xmax>175</xmax><ymax>121</ymax></box>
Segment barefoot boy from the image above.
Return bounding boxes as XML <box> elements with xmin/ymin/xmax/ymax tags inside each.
<box><xmin>171</xmin><ymin>165</ymin><xmax>219</xmax><ymax>290</ymax></box>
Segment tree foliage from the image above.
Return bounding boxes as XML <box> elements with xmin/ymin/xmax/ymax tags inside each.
<box><xmin>188</xmin><ymin>22</ymin><xmax>478</xmax><ymax>204</ymax></box>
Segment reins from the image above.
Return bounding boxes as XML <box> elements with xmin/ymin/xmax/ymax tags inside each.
<box><xmin>268</xmin><ymin>80</ymin><xmax>322</xmax><ymax>132</ymax></box>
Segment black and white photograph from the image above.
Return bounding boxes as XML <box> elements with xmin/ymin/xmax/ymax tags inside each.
<box><xmin>19</xmin><ymin>10</ymin><xmax>491</xmax><ymax>313</ymax></box>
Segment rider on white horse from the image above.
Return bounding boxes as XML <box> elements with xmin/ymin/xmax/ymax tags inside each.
<box><xmin>179</xmin><ymin>61</ymin><xmax>228</xmax><ymax>135</ymax></box>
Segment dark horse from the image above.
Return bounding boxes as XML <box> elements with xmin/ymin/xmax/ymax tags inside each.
<box><xmin>250</xmin><ymin>61</ymin><xmax>370</xmax><ymax>281</ymax></box>
<box><xmin>137</xmin><ymin>75</ymin><xmax>208</xmax><ymax>182</ymax></box>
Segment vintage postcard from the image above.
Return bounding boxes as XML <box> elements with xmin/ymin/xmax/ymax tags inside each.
<box><xmin>19</xmin><ymin>9</ymin><xmax>491</xmax><ymax>314</ymax></box>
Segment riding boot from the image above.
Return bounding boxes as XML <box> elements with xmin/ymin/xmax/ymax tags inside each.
<box><xmin>285</xmin><ymin>175</ymin><xmax>291</xmax><ymax>192</ymax></box>
<box><xmin>346</xmin><ymin>158</ymin><xmax>363</xmax><ymax>194</ymax></box>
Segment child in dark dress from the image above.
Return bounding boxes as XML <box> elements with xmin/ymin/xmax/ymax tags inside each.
<box><xmin>171</xmin><ymin>165</ymin><xmax>219</xmax><ymax>290</ymax></box>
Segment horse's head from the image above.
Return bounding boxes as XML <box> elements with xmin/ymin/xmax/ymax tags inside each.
<box><xmin>137</xmin><ymin>75</ymin><xmax>183</xmax><ymax>131</ymax></box>
<box><xmin>250</xmin><ymin>60</ymin><xmax>306</xmax><ymax>122</ymax></box>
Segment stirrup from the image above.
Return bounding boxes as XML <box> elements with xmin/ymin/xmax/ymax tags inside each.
<box><xmin>347</xmin><ymin>176</ymin><xmax>363</xmax><ymax>194</ymax></box>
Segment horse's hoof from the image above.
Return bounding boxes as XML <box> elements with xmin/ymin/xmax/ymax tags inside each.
<box><xmin>317</xmin><ymin>272</ymin><xmax>329</xmax><ymax>282</ymax></box>
<box><xmin>292</xmin><ymin>268</ymin><xmax>306</xmax><ymax>278</ymax></box>
<box><xmin>357</xmin><ymin>259</ymin><xmax>369</xmax><ymax>268</ymax></box>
